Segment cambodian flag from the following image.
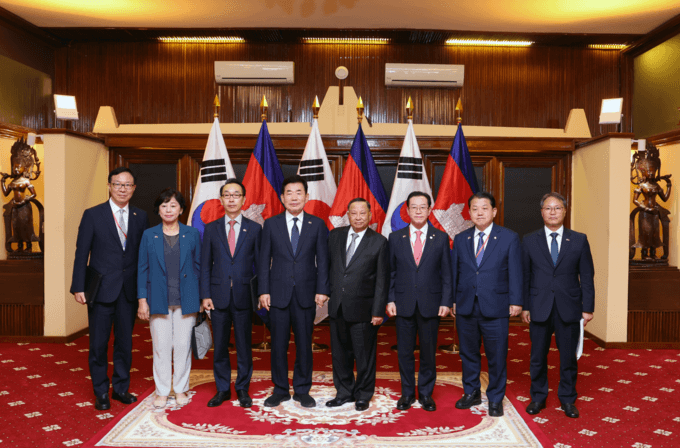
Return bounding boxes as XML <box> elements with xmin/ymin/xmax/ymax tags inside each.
<box><xmin>188</xmin><ymin>117</ymin><xmax>236</xmax><ymax>239</ymax></box>
<box><xmin>431</xmin><ymin>123</ymin><xmax>480</xmax><ymax>244</ymax></box>
<box><xmin>329</xmin><ymin>125</ymin><xmax>388</xmax><ymax>232</ymax></box>
<box><xmin>242</xmin><ymin>120</ymin><xmax>284</xmax><ymax>225</ymax></box>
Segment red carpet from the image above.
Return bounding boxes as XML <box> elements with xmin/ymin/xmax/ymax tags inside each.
<box><xmin>1</xmin><ymin>323</ymin><xmax>679</xmax><ymax>447</ymax></box>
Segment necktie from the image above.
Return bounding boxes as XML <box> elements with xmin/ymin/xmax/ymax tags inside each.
<box><xmin>291</xmin><ymin>217</ymin><xmax>299</xmax><ymax>255</ymax></box>
<box><xmin>414</xmin><ymin>230</ymin><xmax>423</xmax><ymax>265</ymax></box>
<box><xmin>118</xmin><ymin>209</ymin><xmax>127</xmax><ymax>250</ymax></box>
<box><xmin>346</xmin><ymin>233</ymin><xmax>359</xmax><ymax>266</ymax></box>
<box><xmin>551</xmin><ymin>232</ymin><xmax>559</xmax><ymax>265</ymax></box>
<box><xmin>476</xmin><ymin>232</ymin><xmax>485</xmax><ymax>266</ymax></box>
<box><xmin>228</xmin><ymin>220</ymin><xmax>236</xmax><ymax>256</ymax></box>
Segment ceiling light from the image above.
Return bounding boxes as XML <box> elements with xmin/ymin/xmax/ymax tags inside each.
<box><xmin>588</xmin><ymin>44</ymin><xmax>627</xmax><ymax>50</ymax></box>
<box><xmin>157</xmin><ymin>37</ymin><xmax>244</xmax><ymax>43</ymax></box>
<box><xmin>446</xmin><ymin>39</ymin><xmax>533</xmax><ymax>47</ymax></box>
<box><xmin>302</xmin><ymin>37</ymin><xmax>389</xmax><ymax>45</ymax></box>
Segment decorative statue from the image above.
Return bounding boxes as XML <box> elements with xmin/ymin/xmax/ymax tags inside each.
<box><xmin>630</xmin><ymin>143</ymin><xmax>672</xmax><ymax>264</ymax></box>
<box><xmin>1</xmin><ymin>137</ymin><xmax>44</xmax><ymax>258</ymax></box>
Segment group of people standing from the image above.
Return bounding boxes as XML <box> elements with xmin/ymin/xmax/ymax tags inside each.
<box><xmin>71</xmin><ymin>167</ymin><xmax>594</xmax><ymax>421</ymax></box>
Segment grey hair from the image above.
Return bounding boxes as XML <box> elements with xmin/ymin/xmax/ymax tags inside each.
<box><xmin>540</xmin><ymin>192</ymin><xmax>567</xmax><ymax>209</ymax></box>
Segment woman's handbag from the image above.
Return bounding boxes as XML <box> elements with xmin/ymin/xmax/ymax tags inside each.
<box><xmin>191</xmin><ymin>311</ymin><xmax>213</xmax><ymax>360</ymax></box>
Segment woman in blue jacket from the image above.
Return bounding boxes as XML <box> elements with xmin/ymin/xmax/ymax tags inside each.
<box><xmin>137</xmin><ymin>188</ymin><xmax>201</xmax><ymax>409</ymax></box>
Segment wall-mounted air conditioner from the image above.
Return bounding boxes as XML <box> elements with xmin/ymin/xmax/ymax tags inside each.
<box><xmin>385</xmin><ymin>63</ymin><xmax>464</xmax><ymax>88</ymax></box>
<box><xmin>214</xmin><ymin>61</ymin><xmax>294</xmax><ymax>85</ymax></box>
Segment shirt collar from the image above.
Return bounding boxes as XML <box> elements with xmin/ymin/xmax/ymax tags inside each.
<box><xmin>545</xmin><ymin>226</ymin><xmax>564</xmax><ymax>238</ymax></box>
<box><xmin>409</xmin><ymin>223</ymin><xmax>428</xmax><ymax>236</ymax></box>
<box><xmin>225</xmin><ymin>213</ymin><xmax>243</xmax><ymax>225</ymax></box>
<box><xmin>474</xmin><ymin>223</ymin><xmax>493</xmax><ymax>238</ymax></box>
<box><xmin>109</xmin><ymin>198</ymin><xmax>129</xmax><ymax>214</ymax></box>
<box><xmin>286</xmin><ymin>210</ymin><xmax>305</xmax><ymax>223</ymax></box>
<box><xmin>349</xmin><ymin>227</ymin><xmax>368</xmax><ymax>238</ymax></box>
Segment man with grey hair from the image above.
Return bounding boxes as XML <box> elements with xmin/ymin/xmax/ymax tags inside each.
<box><xmin>521</xmin><ymin>192</ymin><xmax>595</xmax><ymax>419</ymax></box>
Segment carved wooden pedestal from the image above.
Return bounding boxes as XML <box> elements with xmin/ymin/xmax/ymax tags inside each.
<box><xmin>628</xmin><ymin>264</ymin><xmax>680</xmax><ymax>343</ymax></box>
<box><xmin>0</xmin><ymin>259</ymin><xmax>44</xmax><ymax>336</ymax></box>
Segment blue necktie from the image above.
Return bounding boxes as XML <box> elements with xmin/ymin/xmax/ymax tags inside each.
<box><xmin>550</xmin><ymin>232</ymin><xmax>559</xmax><ymax>265</ymax></box>
<box><xmin>291</xmin><ymin>217</ymin><xmax>299</xmax><ymax>255</ymax></box>
<box><xmin>476</xmin><ymin>232</ymin><xmax>485</xmax><ymax>266</ymax></box>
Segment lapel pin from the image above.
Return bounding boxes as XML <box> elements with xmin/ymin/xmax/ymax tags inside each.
<box><xmin>182</xmin><ymin>235</ymin><xmax>185</xmax><ymax>238</ymax></box>
<box><xmin>402</xmin><ymin>235</ymin><xmax>407</xmax><ymax>238</ymax></box>
<box><xmin>133</xmin><ymin>212</ymin><xmax>137</xmax><ymax>215</ymax></box>
<box><xmin>243</xmin><ymin>229</ymin><xmax>247</xmax><ymax>232</ymax></box>
<box><xmin>566</xmin><ymin>238</ymin><xmax>570</xmax><ymax>241</ymax></box>
<box><xmin>467</xmin><ymin>236</ymin><xmax>471</xmax><ymax>240</ymax></box>
<box><xmin>308</xmin><ymin>221</ymin><xmax>312</xmax><ymax>225</ymax></box>
<box><xmin>494</xmin><ymin>236</ymin><xmax>497</xmax><ymax>240</ymax></box>
<box><xmin>154</xmin><ymin>235</ymin><xmax>158</xmax><ymax>238</ymax></box>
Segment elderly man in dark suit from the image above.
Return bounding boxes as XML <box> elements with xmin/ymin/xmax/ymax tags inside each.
<box><xmin>451</xmin><ymin>191</ymin><xmax>522</xmax><ymax>418</ymax></box>
<box><xmin>521</xmin><ymin>192</ymin><xmax>594</xmax><ymax>419</ymax></box>
<box><xmin>258</xmin><ymin>175</ymin><xmax>330</xmax><ymax>408</ymax></box>
<box><xmin>324</xmin><ymin>197</ymin><xmax>389</xmax><ymax>412</ymax></box>
<box><xmin>386</xmin><ymin>191</ymin><xmax>452</xmax><ymax>412</ymax></box>
<box><xmin>71</xmin><ymin>167</ymin><xmax>149</xmax><ymax>411</ymax></box>
<box><xmin>201</xmin><ymin>178</ymin><xmax>261</xmax><ymax>408</ymax></box>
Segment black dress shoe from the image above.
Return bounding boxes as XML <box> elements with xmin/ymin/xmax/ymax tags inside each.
<box><xmin>396</xmin><ymin>395</ymin><xmax>416</xmax><ymax>411</ymax></box>
<box><xmin>94</xmin><ymin>393</ymin><xmax>110</xmax><ymax>411</ymax></box>
<box><xmin>207</xmin><ymin>390</ymin><xmax>231</xmax><ymax>407</ymax></box>
<box><xmin>111</xmin><ymin>391</ymin><xmax>137</xmax><ymax>404</ymax></box>
<box><xmin>326</xmin><ymin>397</ymin><xmax>355</xmax><ymax>407</ymax></box>
<box><xmin>236</xmin><ymin>390</ymin><xmax>252</xmax><ymax>408</ymax></box>
<box><xmin>355</xmin><ymin>400</ymin><xmax>369</xmax><ymax>411</ymax></box>
<box><xmin>561</xmin><ymin>402</ymin><xmax>580</xmax><ymax>418</ymax></box>
<box><xmin>264</xmin><ymin>393</ymin><xmax>291</xmax><ymax>407</ymax></box>
<box><xmin>526</xmin><ymin>401</ymin><xmax>546</xmax><ymax>415</ymax></box>
<box><xmin>293</xmin><ymin>393</ymin><xmax>316</xmax><ymax>408</ymax></box>
<box><xmin>418</xmin><ymin>395</ymin><xmax>436</xmax><ymax>412</ymax></box>
<box><xmin>488</xmin><ymin>401</ymin><xmax>504</xmax><ymax>417</ymax></box>
<box><xmin>455</xmin><ymin>390</ymin><xmax>482</xmax><ymax>409</ymax></box>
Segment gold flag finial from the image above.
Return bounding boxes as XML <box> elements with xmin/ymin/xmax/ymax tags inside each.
<box><xmin>406</xmin><ymin>96</ymin><xmax>414</xmax><ymax>121</ymax></box>
<box><xmin>455</xmin><ymin>97</ymin><xmax>463</xmax><ymax>124</ymax></box>
<box><xmin>260</xmin><ymin>95</ymin><xmax>268</xmax><ymax>121</ymax></box>
<box><xmin>357</xmin><ymin>97</ymin><xmax>364</xmax><ymax>124</ymax></box>
<box><xmin>213</xmin><ymin>95</ymin><xmax>220</xmax><ymax>118</ymax></box>
<box><xmin>312</xmin><ymin>96</ymin><xmax>320</xmax><ymax>119</ymax></box>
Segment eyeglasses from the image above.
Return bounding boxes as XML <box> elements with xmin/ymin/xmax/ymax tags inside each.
<box><xmin>542</xmin><ymin>206</ymin><xmax>564</xmax><ymax>212</ymax></box>
<box><xmin>222</xmin><ymin>193</ymin><xmax>243</xmax><ymax>199</ymax></box>
<box><xmin>110</xmin><ymin>182</ymin><xmax>135</xmax><ymax>190</ymax></box>
<box><xmin>409</xmin><ymin>206</ymin><xmax>430</xmax><ymax>212</ymax></box>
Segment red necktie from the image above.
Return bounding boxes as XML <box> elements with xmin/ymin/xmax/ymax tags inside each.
<box><xmin>414</xmin><ymin>230</ymin><xmax>423</xmax><ymax>265</ymax></box>
<box><xmin>228</xmin><ymin>220</ymin><xmax>236</xmax><ymax>256</ymax></box>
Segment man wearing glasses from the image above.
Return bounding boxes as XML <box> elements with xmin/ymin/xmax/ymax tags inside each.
<box><xmin>521</xmin><ymin>192</ymin><xmax>594</xmax><ymax>419</ymax></box>
<box><xmin>71</xmin><ymin>167</ymin><xmax>149</xmax><ymax>411</ymax></box>
<box><xmin>200</xmin><ymin>179</ymin><xmax>261</xmax><ymax>408</ymax></box>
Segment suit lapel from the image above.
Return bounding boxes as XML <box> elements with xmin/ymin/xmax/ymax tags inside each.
<box><xmin>401</xmin><ymin>228</ymin><xmax>418</xmax><ymax>269</ymax></box>
<box><xmin>465</xmin><ymin>228</ymin><xmax>476</xmax><ymax>266</ymax></box>
<box><xmin>417</xmin><ymin>226</ymin><xmax>436</xmax><ymax>266</ymax></box>
<box><xmin>537</xmin><ymin>230</ymin><xmax>553</xmax><ymax>266</ymax></box>
<box><xmin>339</xmin><ymin>227</ymin><xmax>349</xmax><ymax>268</ymax></box>
<box><xmin>153</xmin><ymin>226</ymin><xmax>166</xmax><ymax>273</ymax></box>
<box><xmin>347</xmin><ymin>228</ymin><xmax>370</xmax><ymax>269</ymax></box>
<box><xmin>276</xmin><ymin>214</ymin><xmax>295</xmax><ymax>256</ymax></box>
<box><xmin>477</xmin><ymin>226</ymin><xmax>500</xmax><ymax>269</ymax></box>
<box><xmin>555</xmin><ymin>228</ymin><xmax>571</xmax><ymax>268</ymax></box>
<box><xmin>215</xmin><ymin>217</ymin><xmax>231</xmax><ymax>258</ymax></box>
<box><xmin>232</xmin><ymin>218</ymin><xmax>249</xmax><ymax>259</ymax></box>
<box><xmin>104</xmin><ymin>202</ymin><xmax>124</xmax><ymax>251</ymax></box>
<box><xmin>295</xmin><ymin>214</ymin><xmax>312</xmax><ymax>258</ymax></box>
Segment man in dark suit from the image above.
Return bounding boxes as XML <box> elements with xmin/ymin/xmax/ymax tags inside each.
<box><xmin>451</xmin><ymin>191</ymin><xmax>522</xmax><ymax>417</ymax></box>
<box><xmin>521</xmin><ymin>192</ymin><xmax>594</xmax><ymax>419</ymax></box>
<box><xmin>201</xmin><ymin>178</ymin><xmax>261</xmax><ymax>408</ymax></box>
<box><xmin>324</xmin><ymin>198</ymin><xmax>389</xmax><ymax>411</ymax></box>
<box><xmin>386</xmin><ymin>191</ymin><xmax>452</xmax><ymax>412</ymax></box>
<box><xmin>71</xmin><ymin>167</ymin><xmax>149</xmax><ymax>411</ymax></box>
<box><xmin>258</xmin><ymin>175</ymin><xmax>330</xmax><ymax>408</ymax></box>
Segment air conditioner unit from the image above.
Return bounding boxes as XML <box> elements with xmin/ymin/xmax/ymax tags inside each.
<box><xmin>385</xmin><ymin>63</ymin><xmax>464</xmax><ymax>88</ymax></box>
<box><xmin>214</xmin><ymin>61</ymin><xmax>294</xmax><ymax>85</ymax></box>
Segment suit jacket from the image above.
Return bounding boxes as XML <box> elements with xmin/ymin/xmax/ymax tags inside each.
<box><xmin>521</xmin><ymin>228</ymin><xmax>595</xmax><ymax>323</ymax></box>
<box><xmin>388</xmin><ymin>225</ymin><xmax>453</xmax><ymax>318</ymax></box>
<box><xmin>71</xmin><ymin>201</ymin><xmax>149</xmax><ymax>303</ymax></box>
<box><xmin>137</xmin><ymin>223</ymin><xmax>201</xmax><ymax>315</ymax></box>
<box><xmin>328</xmin><ymin>227</ymin><xmax>389</xmax><ymax>322</ymax></box>
<box><xmin>200</xmin><ymin>215</ymin><xmax>261</xmax><ymax>310</ymax></box>
<box><xmin>451</xmin><ymin>224</ymin><xmax>523</xmax><ymax>318</ymax></box>
<box><xmin>258</xmin><ymin>212</ymin><xmax>330</xmax><ymax>309</ymax></box>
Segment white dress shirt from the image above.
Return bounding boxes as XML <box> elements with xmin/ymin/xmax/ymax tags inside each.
<box><xmin>474</xmin><ymin>223</ymin><xmax>494</xmax><ymax>253</ymax></box>
<box><xmin>109</xmin><ymin>199</ymin><xmax>129</xmax><ymax>249</ymax></box>
<box><xmin>225</xmin><ymin>213</ymin><xmax>243</xmax><ymax>245</ymax></box>
<box><xmin>409</xmin><ymin>223</ymin><xmax>428</xmax><ymax>254</ymax></box>
<box><xmin>346</xmin><ymin>227</ymin><xmax>368</xmax><ymax>251</ymax></box>
<box><xmin>286</xmin><ymin>211</ymin><xmax>305</xmax><ymax>240</ymax></box>
<box><xmin>544</xmin><ymin>225</ymin><xmax>564</xmax><ymax>253</ymax></box>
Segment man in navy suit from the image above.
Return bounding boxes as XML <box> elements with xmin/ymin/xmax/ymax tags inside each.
<box><xmin>521</xmin><ymin>192</ymin><xmax>594</xmax><ymax>419</ymax></box>
<box><xmin>451</xmin><ymin>191</ymin><xmax>522</xmax><ymax>417</ymax></box>
<box><xmin>71</xmin><ymin>167</ymin><xmax>149</xmax><ymax>411</ymax></box>
<box><xmin>387</xmin><ymin>191</ymin><xmax>452</xmax><ymax>412</ymax></box>
<box><xmin>258</xmin><ymin>175</ymin><xmax>330</xmax><ymax>408</ymax></box>
<box><xmin>201</xmin><ymin>179</ymin><xmax>261</xmax><ymax>408</ymax></box>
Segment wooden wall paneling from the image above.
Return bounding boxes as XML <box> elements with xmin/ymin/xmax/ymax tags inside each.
<box><xmin>0</xmin><ymin>304</ymin><xmax>44</xmax><ymax>336</ymax></box>
<box><xmin>628</xmin><ymin>311</ymin><xmax>680</xmax><ymax>343</ymax></box>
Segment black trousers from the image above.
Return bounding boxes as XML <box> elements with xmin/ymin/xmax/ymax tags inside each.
<box><xmin>395</xmin><ymin>304</ymin><xmax>440</xmax><ymax>397</ymax></box>
<box><xmin>212</xmin><ymin>289</ymin><xmax>253</xmax><ymax>393</ymax></box>
<box><xmin>88</xmin><ymin>290</ymin><xmax>137</xmax><ymax>397</ymax></box>
<box><xmin>330</xmin><ymin>307</ymin><xmax>378</xmax><ymax>401</ymax></box>
<box><xmin>529</xmin><ymin>305</ymin><xmax>580</xmax><ymax>404</ymax></box>
<box><xmin>269</xmin><ymin>288</ymin><xmax>315</xmax><ymax>395</ymax></box>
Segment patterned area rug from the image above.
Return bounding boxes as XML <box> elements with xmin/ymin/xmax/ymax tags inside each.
<box><xmin>84</xmin><ymin>370</ymin><xmax>550</xmax><ymax>447</ymax></box>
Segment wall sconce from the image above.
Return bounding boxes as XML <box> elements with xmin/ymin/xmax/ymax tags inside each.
<box><xmin>54</xmin><ymin>94</ymin><xmax>79</xmax><ymax>121</ymax></box>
